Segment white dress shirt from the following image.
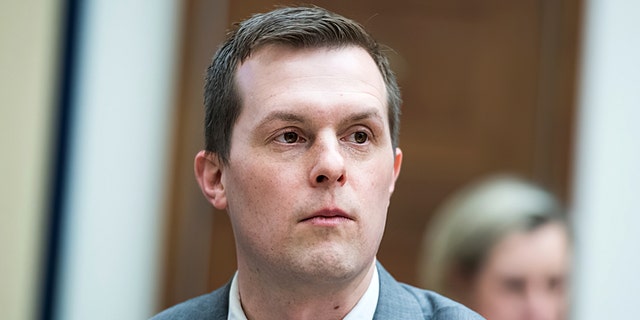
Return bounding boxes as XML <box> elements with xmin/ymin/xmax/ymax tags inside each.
<box><xmin>228</xmin><ymin>265</ymin><xmax>380</xmax><ymax>319</ymax></box>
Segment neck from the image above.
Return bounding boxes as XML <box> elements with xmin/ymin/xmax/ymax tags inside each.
<box><xmin>236</xmin><ymin>260</ymin><xmax>376</xmax><ymax>320</ymax></box>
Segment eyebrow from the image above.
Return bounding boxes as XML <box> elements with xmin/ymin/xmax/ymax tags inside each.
<box><xmin>256</xmin><ymin>108</ymin><xmax>384</xmax><ymax>129</ymax></box>
<box><xmin>340</xmin><ymin>109</ymin><xmax>384</xmax><ymax>127</ymax></box>
<box><xmin>256</xmin><ymin>111</ymin><xmax>307</xmax><ymax>129</ymax></box>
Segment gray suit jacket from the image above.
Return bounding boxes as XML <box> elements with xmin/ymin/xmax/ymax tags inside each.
<box><xmin>151</xmin><ymin>262</ymin><xmax>484</xmax><ymax>319</ymax></box>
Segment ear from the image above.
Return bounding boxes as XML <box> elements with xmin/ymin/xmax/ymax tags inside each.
<box><xmin>389</xmin><ymin>147</ymin><xmax>403</xmax><ymax>194</ymax></box>
<box><xmin>194</xmin><ymin>150</ymin><xmax>227</xmax><ymax>210</ymax></box>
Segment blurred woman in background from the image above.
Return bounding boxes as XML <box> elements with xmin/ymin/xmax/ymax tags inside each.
<box><xmin>419</xmin><ymin>174</ymin><xmax>571</xmax><ymax>320</ymax></box>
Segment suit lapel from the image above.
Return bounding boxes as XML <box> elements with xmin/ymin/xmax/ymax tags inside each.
<box><xmin>373</xmin><ymin>261</ymin><xmax>425</xmax><ymax>319</ymax></box>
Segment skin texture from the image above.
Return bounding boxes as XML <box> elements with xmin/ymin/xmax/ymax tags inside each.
<box><xmin>469</xmin><ymin>223</ymin><xmax>570</xmax><ymax>320</ymax></box>
<box><xmin>195</xmin><ymin>44</ymin><xmax>402</xmax><ymax>319</ymax></box>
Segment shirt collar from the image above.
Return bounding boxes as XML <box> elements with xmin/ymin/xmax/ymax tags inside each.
<box><xmin>343</xmin><ymin>263</ymin><xmax>380</xmax><ymax>320</ymax></box>
<box><xmin>228</xmin><ymin>264</ymin><xmax>380</xmax><ymax>319</ymax></box>
<box><xmin>228</xmin><ymin>271</ymin><xmax>246</xmax><ymax>320</ymax></box>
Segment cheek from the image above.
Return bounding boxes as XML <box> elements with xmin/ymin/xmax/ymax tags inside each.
<box><xmin>225</xmin><ymin>167</ymin><xmax>293</xmax><ymax>254</ymax></box>
<box><xmin>224</xmin><ymin>161</ymin><xmax>290</xmax><ymax>228</ymax></box>
<box><xmin>471</xmin><ymin>272</ymin><xmax>517</xmax><ymax>317</ymax></box>
<box><xmin>361</xmin><ymin>158</ymin><xmax>395</xmax><ymax>193</ymax></box>
<box><xmin>227</xmin><ymin>157</ymin><xmax>292</xmax><ymax>201</ymax></box>
<box><xmin>473</xmin><ymin>290</ymin><xmax>518</xmax><ymax>320</ymax></box>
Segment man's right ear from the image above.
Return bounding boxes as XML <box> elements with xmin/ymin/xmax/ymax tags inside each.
<box><xmin>194</xmin><ymin>150</ymin><xmax>227</xmax><ymax>210</ymax></box>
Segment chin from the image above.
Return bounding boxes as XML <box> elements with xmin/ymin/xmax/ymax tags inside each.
<box><xmin>290</xmin><ymin>252</ymin><xmax>364</xmax><ymax>282</ymax></box>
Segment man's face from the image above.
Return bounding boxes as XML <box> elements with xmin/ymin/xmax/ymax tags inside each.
<box><xmin>221</xmin><ymin>44</ymin><xmax>402</xmax><ymax>282</ymax></box>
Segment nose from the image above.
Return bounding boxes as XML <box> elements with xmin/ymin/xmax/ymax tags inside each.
<box><xmin>309</xmin><ymin>134</ymin><xmax>347</xmax><ymax>187</ymax></box>
<box><xmin>525</xmin><ymin>290</ymin><xmax>557</xmax><ymax>320</ymax></box>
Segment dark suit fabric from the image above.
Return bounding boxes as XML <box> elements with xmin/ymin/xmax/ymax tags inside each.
<box><xmin>151</xmin><ymin>262</ymin><xmax>484</xmax><ymax>319</ymax></box>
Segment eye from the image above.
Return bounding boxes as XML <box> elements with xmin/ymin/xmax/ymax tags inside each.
<box><xmin>354</xmin><ymin>131</ymin><xmax>368</xmax><ymax>144</ymax></box>
<box><xmin>346</xmin><ymin>131</ymin><xmax>369</xmax><ymax>144</ymax></box>
<box><xmin>548</xmin><ymin>276</ymin><xmax>566</xmax><ymax>292</ymax></box>
<box><xmin>283</xmin><ymin>132</ymin><xmax>298</xmax><ymax>143</ymax></box>
<box><xmin>275</xmin><ymin>131</ymin><xmax>305</xmax><ymax>144</ymax></box>
<box><xmin>502</xmin><ymin>278</ymin><xmax>526</xmax><ymax>295</ymax></box>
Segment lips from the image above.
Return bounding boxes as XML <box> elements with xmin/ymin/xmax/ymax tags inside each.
<box><xmin>299</xmin><ymin>208</ymin><xmax>354</xmax><ymax>223</ymax></box>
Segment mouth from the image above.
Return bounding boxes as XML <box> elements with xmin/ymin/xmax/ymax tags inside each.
<box><xmin>299</xmin><ymin>208</ymin><xmax>354</xmax><ymax>226</ymax></box>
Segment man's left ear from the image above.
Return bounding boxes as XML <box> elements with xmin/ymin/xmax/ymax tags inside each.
<box><xmin>194</xmin><ymin>150</ymin><xmax>227</xmax><ymax>210</ymax></box>
<box><xmin>390</xmin><ymin>147</ymin><xmax>403</xmax><ymax>193</ymax></box>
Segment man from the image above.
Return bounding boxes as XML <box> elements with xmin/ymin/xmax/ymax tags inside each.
<box><xmin>153</xmin><ymin>6</ymin><xmax>483</xmax><ymax>320</ymax></box>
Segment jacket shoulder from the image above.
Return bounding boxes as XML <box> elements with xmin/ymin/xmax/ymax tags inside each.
<box><xmin>398</xmin><ymin>283</ymin><xmax>485</xmax><ymax>320</ymax></box>
<box><xmin>150</xmin><ymin>283</ymin><xmax>230</xmax><ymax>320</ymax></box>
<box><xmin>375</xmin><ymin>262</ymin><xmax>484</xmax><ymax>320</ymax></box>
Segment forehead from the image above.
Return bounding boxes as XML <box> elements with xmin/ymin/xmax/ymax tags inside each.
<box><xmin>485</xmin><ymin>223</ymin><xmax>570</xmax><ymax>275</ymax></box>
<box><xmin>234</xmin><ymin>44</ymin><xmax>387</xmax><ymax>107</ymax></box>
